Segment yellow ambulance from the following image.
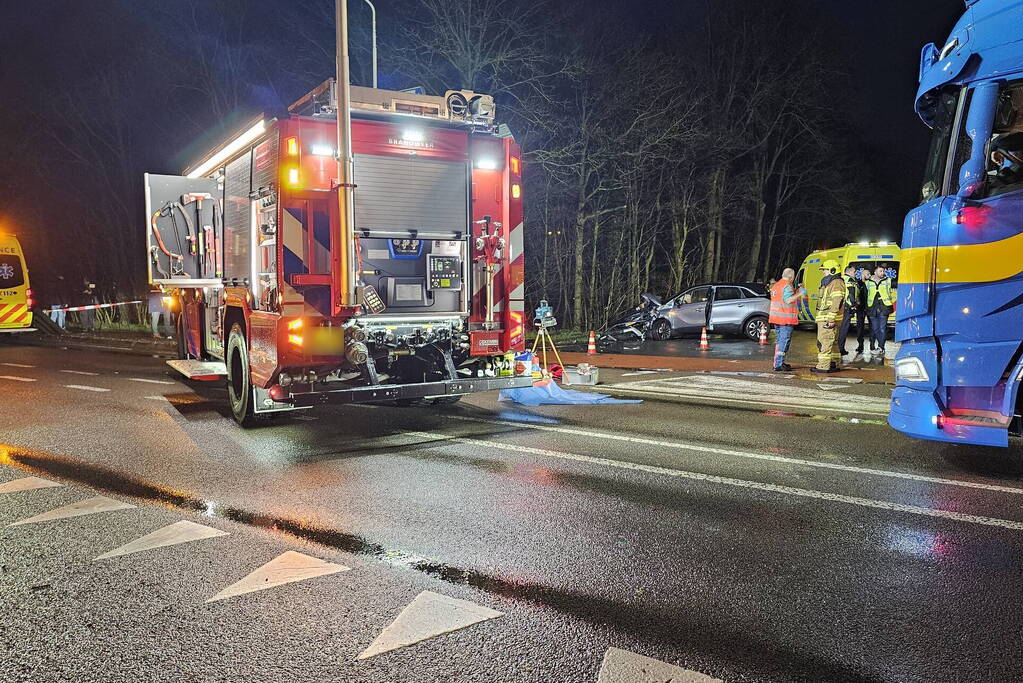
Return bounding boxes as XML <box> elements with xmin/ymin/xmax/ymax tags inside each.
<box><xmin>795</xmin><ymin>242</ymin><xmax>900</xmax><ymax>323</ymax></box>
<box><xmin>0</xmin><ymin>233</ymin><xmax>34</xmax><ymax>332</ymax></box>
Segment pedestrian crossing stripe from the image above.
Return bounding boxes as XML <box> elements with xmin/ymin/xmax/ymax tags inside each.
<box><xmin>606</xmin><ymin>375</ymin><xmax>889</xmax><ymax>415</ymax></box>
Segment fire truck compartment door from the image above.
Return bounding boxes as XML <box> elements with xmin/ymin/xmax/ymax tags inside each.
<box><xmin>353</xmin><ymin>155</ymin><xmax>468</xmax><ymax>234</ymax></box>
<box><xmin>145</xmin><ymin>173</ymin><xmax>221</xmax><ymax>286</ymax></box>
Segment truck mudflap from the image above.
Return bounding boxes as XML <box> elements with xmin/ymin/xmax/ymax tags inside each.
<box><xmin>286</xmin><ymin>375</ymin><xmax>533</xmax><ymax>407</ymax></box>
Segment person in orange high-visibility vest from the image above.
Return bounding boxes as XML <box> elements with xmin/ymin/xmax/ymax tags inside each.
<box><xmin>768</xmin><ymin>267</ymin><xmax>806</xmax><ymax>371</ymax></box>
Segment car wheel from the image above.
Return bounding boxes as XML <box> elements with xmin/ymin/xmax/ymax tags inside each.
<box><xmin>744</xmin><ymin>317</ymin><xmax>767</xmax><ymax>341</ymax></box>
<box><xmin>226</xmin><ymin>324</ymin><xmax>257</xmax><ymax>427</ymax></box>
<box><xmin>651</xmin><ymin>319</ymin><xmax>672</xmax><ymax>341</ymax></box>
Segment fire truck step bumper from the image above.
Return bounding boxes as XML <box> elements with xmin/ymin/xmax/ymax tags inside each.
<box><xmin>167</xmin><ymin>359</ymin><xmax>228</xmax><ymax>381</ymax></box>
<box><xmin>288</xmin><ymin>376</ymin><xmax>533</xmax><ymax>407</ymax></box>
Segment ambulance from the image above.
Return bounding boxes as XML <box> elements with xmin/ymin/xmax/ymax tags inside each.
<box><xmin>0</xmin><ymin>233</ymin><xmax>33</xmax><ymax>332</ymax></box>
<box><xmin>794</xmin><ymin>242</ymin><xmax>900</xmax><ymax>323</ymax></box>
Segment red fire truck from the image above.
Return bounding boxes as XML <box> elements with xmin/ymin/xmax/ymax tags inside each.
<box><xmin>145</xmin><ymin>80</ymin><xmax>529</xmax><ymax>424</ymax></box>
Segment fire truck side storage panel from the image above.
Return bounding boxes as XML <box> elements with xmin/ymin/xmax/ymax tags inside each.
<box><xmin>223</xmin><ymin>152</ymin><xmax>253</xmax><ymax>285</ymax></box>
<box><xmin>144</xmin><ymin>173</ymin><xmax>218</xmax><ymax>284</ymax></box>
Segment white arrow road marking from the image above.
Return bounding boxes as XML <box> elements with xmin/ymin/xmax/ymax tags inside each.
<box><xmin>60</xmin><ymin>369</ymin><xmax>99</xmax><ymax>376</ymax></box>
<box><xmin>95</xmin><ymin>520</ymin><xmax>228</xmax><ymax>561</ymax></box>
<box><xmin>129</xmin><ymin>378</ymin><xmax>175</xmax><ymax>385</ymax></box>
<box><xmin>0</xmin><ymin>375</ymin><xmax>36</xmax><ymax>383</ymax></box>
<box><xmin>419</xmin><ymin>429</ymin><xmax>1023</xmax><ymax>531</ymax></box>
<box><xmin>357</xmin><ymin>591</ymin><xmax>504</xmax><ymax>660</ymax></box>
<box><xmin>0</xmin><ymin>476</ymin><xmax>63</xmax><ymax>494</ymax></box>
<box><xmin>64</xmin><ymin>385</ymin><xmax>110</xmax><ymax>392</ymax></box>
<box><xmin>9</xmin><ymin>496</ymin><xmax>135</xmax><ymax>526</ymax></box>
<box><xmin>597</xmin><ymin>648</ymin><xmax>721</xmax><ymax>683</ymax></box>
<box><xmin>1</xmin><ymin>362</ymin><xmax>34</xmax><ymax>368</ymax></box>
<box><xmin>207</xmin><ymin>551</ymin><xmax>350</xmax><ymax>603</ymax></box>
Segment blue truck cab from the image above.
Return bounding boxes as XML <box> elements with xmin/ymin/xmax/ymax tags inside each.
<box><xmin>891</xmin><ymin>0</ymin><xmax>1023</xmax><ymax>447</ymax></box>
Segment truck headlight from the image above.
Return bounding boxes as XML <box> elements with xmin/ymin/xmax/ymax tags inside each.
<box><xmin>895</xmin><ymin>357</ymin><xmax>929</xmax><ymax>382</ymax></box>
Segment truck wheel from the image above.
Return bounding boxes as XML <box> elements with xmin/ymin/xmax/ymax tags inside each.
<box><xmin>651</xmin><ymin>319</ymin><xmax>672</xmax><ymax>341</ymax></box>
<box><xmin>226</xmin><ymin>324</ymin><xmax>257</xmax><ymax>427</ymax></box>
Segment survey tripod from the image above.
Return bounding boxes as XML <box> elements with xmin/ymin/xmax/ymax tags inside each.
<box><xmin>530</xmin><ymin>300</ymin><xmax>565</xmax><ymax>378</ymax></box>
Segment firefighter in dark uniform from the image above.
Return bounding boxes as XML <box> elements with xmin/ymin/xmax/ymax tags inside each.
<box><xmin>838</xmin><ymin>265</ymin><xmax>862</xmax><ymax>360</ymax></box>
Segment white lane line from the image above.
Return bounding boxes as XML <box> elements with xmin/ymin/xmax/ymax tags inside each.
<box><xmin>1</xmin><ymin>362</ymin><xmax>34</xmax><ymax>368</ymax></box>
<box><xmin>410</xmin><ymin>431</ymin><xmax>1023</xmax><ymax>532</ymax></box>
<box><xmin>144</xmin><ymin>395</ymin><xmax>167</xmax><ymax>401</ymax></box>
<box><xmin>64</xmin><ymin>384</ymin><xmax>111</xmax><ymax>392</ymax></box>
<box><xmin>129</xmin><ymin>378</ymin><xmax>175</xmax><ymax>385</ymax></box>
<box><xmin>60</xmin><ymin>369</ymin><xmax>99</xmax><ymax>376</ymax></box>
<box><xmin>0</xmin><ymin>375</ymin><xmax>36</xmax><ymax>382</ymax></box>
<box><xmin>448</xmin><ymin>415</ymin><xmax>1023</xmax><ymax>496</ymax></box>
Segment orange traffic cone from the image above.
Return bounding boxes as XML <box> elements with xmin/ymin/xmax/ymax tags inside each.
<box><xmin>698</xmin><ymin>327</ymin><xmax>711</xmax><ymax>351</ymax></box>
<box><xmin>587</xmin><ymin>330</ymin><xmax>597</xmax><ymax>355</ymax></box>
<box><xmin>758</xmin><ymin>323</ymin><xmax>768</xmax><ymax>345</ymax></box>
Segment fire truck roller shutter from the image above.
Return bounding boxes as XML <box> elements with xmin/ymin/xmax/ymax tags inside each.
<box><xmin>353</xmin><ymin>154</ymin><xmax>469</xmax><ymax>314</ymax></box>
<box><xmin>353</xmin><ymin>154</ymin><xmax>468</xmax><ymax>234</ymax></box>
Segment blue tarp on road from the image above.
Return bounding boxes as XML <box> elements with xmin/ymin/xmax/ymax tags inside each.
<box><xmin>498</xmin><ymin>381</ymin><xmax>642</xmax><ymax>406</ymax></box>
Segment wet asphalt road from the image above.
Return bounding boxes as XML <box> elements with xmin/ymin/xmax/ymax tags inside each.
<box><xmin>1</xmin><ymin>342</ymin><xmax>1022</xmax><ymax>682</ymax></box>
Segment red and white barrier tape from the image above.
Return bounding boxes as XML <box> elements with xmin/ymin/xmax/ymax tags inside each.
<box><xmin>42</xmin><ymin>300</ymin><xmax>143</xmax><ymax>314</ymax></box>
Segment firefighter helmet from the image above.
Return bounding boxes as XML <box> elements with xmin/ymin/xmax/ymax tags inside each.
<box><xmin>821</xmin><ymin>259</ymin><xmax>839</xmax><ymax>273</ymax></box>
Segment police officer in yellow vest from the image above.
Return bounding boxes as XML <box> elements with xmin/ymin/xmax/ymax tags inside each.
<box><xmin>813</xmin><ymin>259</ymin><xmax>846</xmax><ymax>374</ymax></box>
<box><xmin>865</xmin><ymin>265</ymin><xmax>895</xmax><ymax>365</ymax></box>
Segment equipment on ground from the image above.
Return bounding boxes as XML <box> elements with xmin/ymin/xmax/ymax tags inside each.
<box><xmin>890</xmin><ymin>0</ymin><xmax>1023</xmax><ymax>447</ymax></box>
<box><xmin>530</xmin><ymin>300</ymin><xmax>565</xmax><ymax>378</ymax></box>
<box><xmin>144</xmin><ymin>71</ymin><xmax>529</xmax><ymax>424</ymax></box>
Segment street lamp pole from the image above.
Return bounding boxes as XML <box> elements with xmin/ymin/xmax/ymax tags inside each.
<box><xmin>361</xmin><ymin>0</ymin><xmax>377</xmax><ymax>89</ymax></box>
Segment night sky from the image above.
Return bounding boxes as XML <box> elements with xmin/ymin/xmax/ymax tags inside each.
<box><xmin>0</xmin><ymin>0</ymin><xmax>967</xmax><ymax>291</ymax></box>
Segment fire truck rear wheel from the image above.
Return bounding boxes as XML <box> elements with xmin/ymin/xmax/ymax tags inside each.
<box><xmin>226</xmin><ymin>324</ymin><xmax>257</xmax><ymax>427</ymax></box>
